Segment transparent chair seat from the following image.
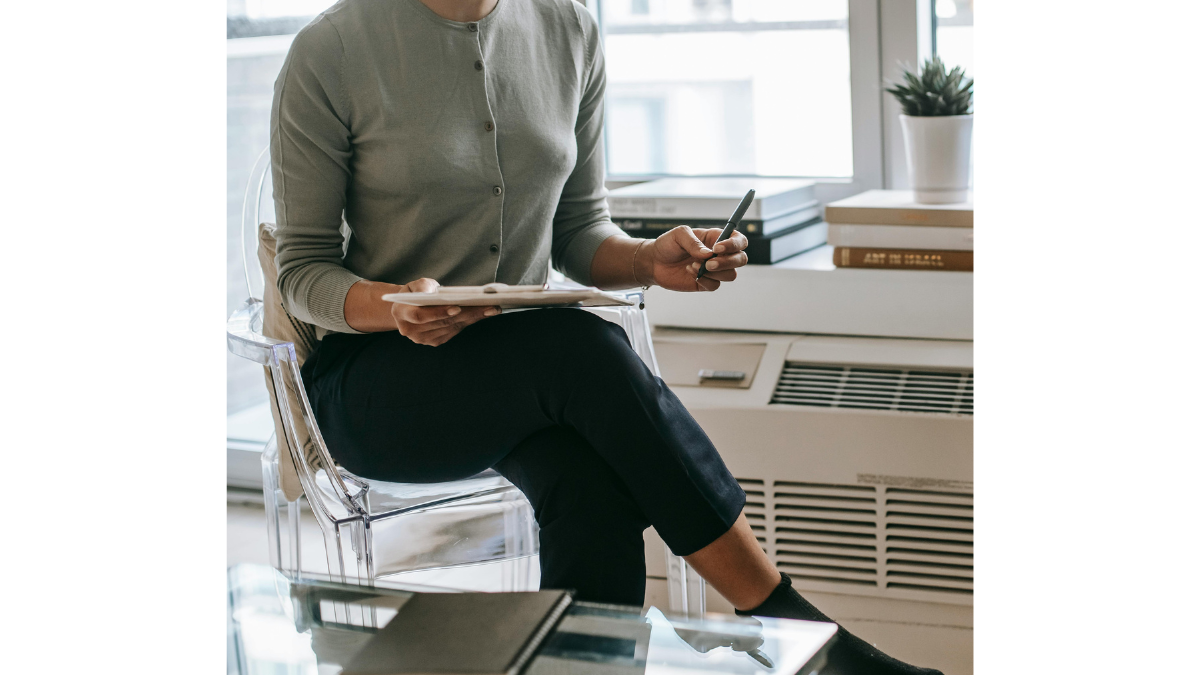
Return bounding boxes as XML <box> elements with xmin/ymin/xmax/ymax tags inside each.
<box><xmin>309</xmin><ymin>467</ymin><xmax>536</xmax><ymax>580</ymax></box>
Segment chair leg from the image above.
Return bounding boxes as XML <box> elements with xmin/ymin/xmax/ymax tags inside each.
<box><xmin>262</xmin><ymin>436</ymin><xmax>304</xmax><ymax>577</ymax></box>
<box><xmin>286</xmin><ymin>500</ymin><xmax>302</xmax><ymax>574</ymax></box>
<box><xmin>665</xmin><ymin>546</ymin><xmax>707</xmax><ymax>617</ymax></box>
<box><xmin>263</xmin><ymin>483</ymin><xmax>283</xmax><ymax>572</ymax></box>
<box><xmin>351</xmin><ymin>520</ymin><xmax>374</xmax><ymax>626</ymax></box>
<box><xmin>352</xmin><ymin>520</ymin><xmax>373</xmax><ymax>584</ymax></box>
<box><xmin>499</xmin><ymin>491</ymin><xmax>540</xmax><ymax>591</ymax></box>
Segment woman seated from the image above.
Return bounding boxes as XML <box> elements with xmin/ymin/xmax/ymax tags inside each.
<box><xmin>272</xmin><ymin>1</ymin><xmax>940</xmax><ymax>673</ymax></box>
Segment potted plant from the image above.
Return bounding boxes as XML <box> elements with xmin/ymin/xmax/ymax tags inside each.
<box><xmin>886</xmin><ymin>56</ymin><xmax>974</xmax><ymax>204</ymax></box>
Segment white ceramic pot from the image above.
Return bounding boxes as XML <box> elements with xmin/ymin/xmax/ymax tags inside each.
<box><xmin>900</xmin><ymin>114</ymin><xmax>973</xmax><ymax>204</ymax></box>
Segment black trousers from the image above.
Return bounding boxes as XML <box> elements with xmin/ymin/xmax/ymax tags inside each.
<box><xmin>301</xmin><ymin>308</ymin><xmax>746</xmax><ymax>606</ymax></box>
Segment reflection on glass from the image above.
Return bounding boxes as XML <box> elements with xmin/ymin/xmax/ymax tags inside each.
<box><xmin>228</xmin><ymin>565</ymin><xmax>837</xmax><ymax>675</ymax></box>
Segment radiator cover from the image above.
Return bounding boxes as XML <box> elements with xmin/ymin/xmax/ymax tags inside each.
<box><xmin>741</xmin><ymin>478</ymin><xmax>972</xmax><ymax>603</ymax></box>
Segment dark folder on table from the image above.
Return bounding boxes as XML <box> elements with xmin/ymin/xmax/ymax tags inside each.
<box><xmin>341</xmin><ymin>590</ymin><xmax>574</xmax><ymax>675</ymax></box>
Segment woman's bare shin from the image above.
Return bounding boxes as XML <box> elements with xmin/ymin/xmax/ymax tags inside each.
<box><xmin>683</xmin><ymin>512</ymin><xmax>781</xmax><ymax>610</ymax></box>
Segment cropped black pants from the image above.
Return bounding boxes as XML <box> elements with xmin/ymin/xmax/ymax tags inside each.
<box><xmin>301</xmin><ymin>308</ymin><xmax>746</xmax><ymax>606</ymax></box>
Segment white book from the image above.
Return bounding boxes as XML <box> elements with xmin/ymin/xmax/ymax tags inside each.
<box><xmin>827</xmin><ymin>223</ymin><xmax>974</xmax><ymax>251</ymax></box>
<box><xmin>824</xmin><ymin>190</ymin><xmax>973</xmax><ymax>227</ymax></box>
<box><xmin>609</xmin><ymin>177</ymin><xmax>816</xmax><ymax>221</ymax></box>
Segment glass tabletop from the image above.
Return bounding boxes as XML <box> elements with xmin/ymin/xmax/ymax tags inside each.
<box><xmin>228</xmin><ymin>564</ymin><xmax>836</xmax><ymax>675</ymax></box>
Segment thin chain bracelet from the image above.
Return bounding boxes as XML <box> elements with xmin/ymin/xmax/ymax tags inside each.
<box><xmin>631</xmin><ymin>239</ymin><xmax>651</xmax><ymax>309</ymax></box>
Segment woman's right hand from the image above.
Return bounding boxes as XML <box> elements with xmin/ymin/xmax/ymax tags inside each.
<box><xmin>389</xmin><ymin>278</ymin><xmax>500</xmax><ymax>347</ymax></box>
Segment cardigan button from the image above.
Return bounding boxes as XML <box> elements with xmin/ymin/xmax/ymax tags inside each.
<box><xmin>492</xmin><ymin>186</ymin><xmax>503</xmax><ymax>196</ymax></box>
<box><xmin>468</xmin><ymin>23</ymin><xmax>478</xmax><ymax>32</ymax></box>
<box><xmin>474</xmin><ymin>60</ymin><xmax>483</xmax><ymax>71</ymax></box>
<box><xmin>489</xmin><ymin>244</ymin><xmax>499</xmax><ymax>253</ymax></box>
<box><xmin>485</xmin><ymin>121</ymin><xmax>494</xmax><ymax>132</ymax></box>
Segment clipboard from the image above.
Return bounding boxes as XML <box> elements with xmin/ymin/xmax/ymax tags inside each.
<box><xmin>381</xmin><ymin>283</ymin><xmax>635</xmax><ymax>309</ymax></box>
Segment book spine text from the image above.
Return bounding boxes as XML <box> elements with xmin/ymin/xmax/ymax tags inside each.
<box><xmin>834</xmin><ymin>247</ymin><xmax>973</xmax><ymax>271</ymax></box>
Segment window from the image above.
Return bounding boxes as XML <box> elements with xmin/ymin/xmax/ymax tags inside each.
<box><xmin>933</xmin><ymin>0</ymin><xmax>973</xmax><ymax>77</ymax></box>
<box><xmin>227</xmin><ymin>2</ymin><xmax>320</xmax><ymax>452</ymax></box>
<box><xmin>595</xmin><ymin>0</ymin><xmax>854</xmax><ymax>178</ymax></box>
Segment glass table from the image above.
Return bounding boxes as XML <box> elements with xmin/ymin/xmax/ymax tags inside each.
<box><xmin>228</xmin><ymin>564</ymin><xmax>836</xmax><ymax>675</ymax></box>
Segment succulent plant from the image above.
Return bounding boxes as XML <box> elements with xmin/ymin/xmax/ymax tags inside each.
<box><xmin>886</xmin><ymin>56</ymin><xmax>973</xmax><ymax>116</ymax></box>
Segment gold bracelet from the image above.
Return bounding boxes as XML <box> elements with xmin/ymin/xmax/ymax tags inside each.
<box><xmin>631</xmin><ymin>239</ymin><xmax>651</xmax><ymax>289</ymax></box>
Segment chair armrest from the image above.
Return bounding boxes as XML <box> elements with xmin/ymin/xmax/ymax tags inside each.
<box><xmin>227</xmin><ymin>299</ymin><xmax>294</xmax><ymax>365</ymax></box>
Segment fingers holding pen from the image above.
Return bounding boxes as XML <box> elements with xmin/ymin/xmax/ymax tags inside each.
<box><xmin>695</xmin><ymin>275</ymin><xmax>721</xmax><ymax>292</ymax></box>
<box><xmin>713</xmin><ymin>230</ymin><xmax>748</xmax><ymax>256</ymax></box>
<box><xmin>708</xmin><ymin>232</ymin><xmax>749</xmax><ymax>271</ymax></box>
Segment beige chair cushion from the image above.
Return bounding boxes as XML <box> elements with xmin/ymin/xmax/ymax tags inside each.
<box><xmin>258</xmin><ymin>222</ymin><xmax>321</xmax><ymax>502</ymax></box>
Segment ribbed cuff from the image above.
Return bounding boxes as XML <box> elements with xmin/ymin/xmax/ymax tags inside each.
<box><xmin>561</xmin><ymin>221</ymin><xmax>626</xmax><ymax>286</ymax></box>
<box><xmin>299</xmin><ymin>266</ymin><xmax>365</xmax><ymax>336</ymax></box>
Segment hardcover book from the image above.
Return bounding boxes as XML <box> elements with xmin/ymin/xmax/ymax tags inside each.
<box><xmin>745</xmin><ymin>219</ymin><xmax>828</xmax><ymax>265</ymax></box>
<box><xmin>824</xmin><ymin>190</ymin><xmax>973</xmax><ymax>227</ymax></box>
<box><xmin>608</xmin><ymin>177</ymin><xmax>816</xmax><ymax>221</ymax></box>
<box><xmin>341</xmin><ymin>590</ymin><xmax>573</xmax><ymax>675</ymax></box>
<box><xmin>615</xmin><ymin>201</ymin><xmax>821</xmax><ymax>237</ymax></box>
<box><xmin>827</xmin><ymin>223</ymin><xmax>974</xmax><ymax>251</ymax></box>
<box><xmin>833</xmin><ymin>247</ymin><xmax>973</xmax><ymax>271</ymax></box>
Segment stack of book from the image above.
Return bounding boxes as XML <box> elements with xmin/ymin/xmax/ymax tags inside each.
<box><xmin>825</xmin><ymin>190</ymin><xmax>973</xmax><ymax>271</ymax></box>
<box><xmin>608</xmin><ymin>177</ymin><xmax>827</xmax><ymax>265</ymax></box>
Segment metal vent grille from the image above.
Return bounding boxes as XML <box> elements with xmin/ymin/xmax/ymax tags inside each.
<box><xmin>884</xmin><ymin>487</ymin><xmax>973</xmax><ymax>594</ymax></box>
<box><xmin>738</xmin><ymin>478</ymin><xmax>769</xmax><ymax>546</ymax></box>
<box><xmin>737</xmin><ymin>478</ymin><xmax>973</xmax><ymax>601</ymax></box>
<box><xmin>770</xmin><ymin>363</ymin><xmax>973</xmax><ymax>415</ymax></box>
<box><xmin>772</xmin><ymin>481</ymin><xmax>879</xmax><ymax>587</ymax></box>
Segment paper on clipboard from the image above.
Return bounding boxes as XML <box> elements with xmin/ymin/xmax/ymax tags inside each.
<box><xmin>381</xmin><ymin>283</ymin><xmax>635</xmax><ymax>308</ymax></box>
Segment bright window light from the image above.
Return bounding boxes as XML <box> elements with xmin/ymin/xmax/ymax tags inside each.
<box><xmin>598</xmin><ymin>0</ymin><xmax>853</xmax><ymax>178</ymax></box>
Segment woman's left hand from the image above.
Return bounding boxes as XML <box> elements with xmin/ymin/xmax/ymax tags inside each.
<box><xmin>648</xmin><ymin>226</ymin><xmax>749</xmax><ymax>292</ymax></box>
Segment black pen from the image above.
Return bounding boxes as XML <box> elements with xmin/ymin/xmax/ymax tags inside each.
<box><xmin>696</xmin><ymin>188</ymin><xmax>755</xmax><ymax>280</ymax></box>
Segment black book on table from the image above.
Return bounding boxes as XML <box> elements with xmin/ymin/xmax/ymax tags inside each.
<box><xmin>744</xmin><ymin>217</ymin><xmax>828</xmax><ymax>265</ymax></box>
<box><xmin>613</xmin><ymin>200</ymin><xmax>821</xmax><ymax>237</ymax></box>
<box><xmin>341</xmin><ymin>590</ymin><xmax>573</xmax><ymax>675</ymax></box>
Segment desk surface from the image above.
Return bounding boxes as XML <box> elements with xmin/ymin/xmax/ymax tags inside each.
<box><xmin>645</xmin><ymin>244</ymin><xmax>973</xmax><ymax>341</ymax></box>
<box><xmin>228</xmin><ymin>564</ymin><xmax>836</xmax><ymax>675</ymax></box>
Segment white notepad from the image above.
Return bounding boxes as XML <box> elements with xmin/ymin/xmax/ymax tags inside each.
<box><xmin>381</xmin><ymin>283</ymin><xmax>635</xmax><ymax>309</ymax></box>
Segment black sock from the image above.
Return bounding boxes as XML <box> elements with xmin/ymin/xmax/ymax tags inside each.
<box><xmin>736</xmin><ymin>572</ymin><xmax>943</xmax><ymax>675</ymax></box>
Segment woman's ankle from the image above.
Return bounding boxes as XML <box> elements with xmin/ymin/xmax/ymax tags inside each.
<box><xmin>730</xmin><ymin>568</ymin><xmax>783</xmax><ymax>611</ymax></box>
<box><xmin>681</xmin><ymin>513</ymin><xmax>783</xmax><ymax>610</ymax></box>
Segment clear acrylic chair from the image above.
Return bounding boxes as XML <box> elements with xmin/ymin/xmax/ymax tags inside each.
<box><xmin>228</xmin><ymin>148</ymin><xmax>707</xmax><ymax>614</ymax></box>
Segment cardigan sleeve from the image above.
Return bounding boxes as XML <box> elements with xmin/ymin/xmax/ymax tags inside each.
<box><xmin>270</xmin><ymin>16</ymin><xmax>364</xmax><ymax>334</ymax></box>
<box><xmin>549</xmin><ymin>6</ymin><xmax>626</xmax><ymax>286</ymax></box>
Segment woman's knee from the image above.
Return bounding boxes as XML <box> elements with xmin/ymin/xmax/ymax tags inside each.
<box><xmin>494</xmin><ymin>426</ymin><xmax>648</xmax><ymax>531</ymax></box>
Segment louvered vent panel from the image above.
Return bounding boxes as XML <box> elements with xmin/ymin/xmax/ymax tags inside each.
<box><xmin>772</xmin><ymin>481</ymin><xmax>880</xmax><ymax>587</ymax></box>
<box><xmin>733</xmin><ymin>477</ymin><xmax>975</xmax><ymax>600</ymax></box>
<box><xmin>771</xmin><ymin>364</ymin><xmax>973</xmax><ymax>415</ymax></box>
<box><xmin>884</xmin><ymin>488</ymin><xmax>973</xmax><ymax>594</ymax></box>
<box><xmin>736</xmin><ymin>478</ymin><xmax>769</xmax><ymax>546</ymax></box>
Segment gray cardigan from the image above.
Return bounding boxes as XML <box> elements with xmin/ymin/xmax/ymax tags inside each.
<box><xmin>270</xmin><ymin>0</ymin><xmax>624</xmax><ymax>336</ymax></box>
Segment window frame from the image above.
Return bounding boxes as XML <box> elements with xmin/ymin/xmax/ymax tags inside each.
<box><xmin>594</xmin><ymin>0</ymin><xmax>892</xmax><ymax>204</ymax></box>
